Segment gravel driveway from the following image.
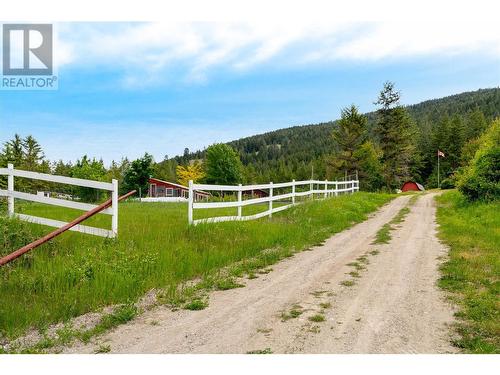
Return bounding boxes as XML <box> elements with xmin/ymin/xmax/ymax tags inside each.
<box><xmin>65</xmin><ymin>193</ymin><xmax>457</xmax><ymax>354</ymax></box>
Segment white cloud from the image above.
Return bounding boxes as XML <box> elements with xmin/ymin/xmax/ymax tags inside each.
<box><xmin>53</xmin><ymin>1</ymin><xmax>500</xmax><ymax>86</ymax></box>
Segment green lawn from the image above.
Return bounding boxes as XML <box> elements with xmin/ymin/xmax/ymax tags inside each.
<box><xmin>435</xmin><ymin>191</ymin><xmax>500</xmax><ymax>353</ymax></box>
<box><xmin>0</xmin><ymin>192</ymin><xmax>392</xmax><ymax>339</ymax></box>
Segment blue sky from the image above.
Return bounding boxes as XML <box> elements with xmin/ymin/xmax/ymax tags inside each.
<box><xmin>1</xmin><ymin>19</ymin><xmax>499</xmax><ymax>165</ymax></box>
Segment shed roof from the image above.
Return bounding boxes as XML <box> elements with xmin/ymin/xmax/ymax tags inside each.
<box><xmin>415</xmin><ymin>182</ymin><xmax>425</xmax><ymax>191</ymax></box>
<box><xmin>402</xmin><ymin>181</ymin><xmax>425</xmax><ymax>191</ymax></box>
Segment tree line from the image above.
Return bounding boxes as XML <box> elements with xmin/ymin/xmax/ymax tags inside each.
<box><xmin>173</xmin><ymin>87</ymin><xmax>499</xmax><ymax>189</ymax></box>
<box><xmin>1</xmin><ymin>86</ymin><xmax>498</xmax><ymax>202</ymax></box>
<box><xmin>326</xmin><ymin>82</ymin><xmax>497</xmax><ymax>194</ymax></box>
<box><xmin>0</xmin><ymin>136</ymin><xmax>242</xmax><ymax>203</ymax></box>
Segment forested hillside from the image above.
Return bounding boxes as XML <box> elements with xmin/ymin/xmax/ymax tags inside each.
<box><xmin>2</xmin><ymin>87</ymin><xmax>499</xmax><ymax>196</ymax></box>
<box><xmin>164</xmin><ymin>88</ymin><xmax>500</xmax><ymax>187</ymax></box>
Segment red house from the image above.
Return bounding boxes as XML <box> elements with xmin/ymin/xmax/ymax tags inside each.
<box><xmin>148</xmin><ymin>178</ymin><xmax>210</xmax><ymax>201</ymax></box>
<box><xmin>401</xmin><ymin>181</ymin><xmax>425</xmax><ymax>192</ymax></box>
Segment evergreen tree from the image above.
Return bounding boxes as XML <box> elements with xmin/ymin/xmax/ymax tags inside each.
<box><xmin>0</xmin><ymin>134</ymin><xmax>47</xmax><ymax>192</ymax></box>
<box><xmin>4</xmin><ymin>134</ymin><xmax>24</xmax><ymax>167</ymax></box>
<box><xmin>466</xmin><ymin>108</ymin><xmax>488</xmax><ymax>139</ymax></box>
<box><xmin>329</xmin><ymin>105</ymin><xmax>368</xmax><ymax>176</ymax></box>
<box><xmin>448</xmin><ymin>115</ymin><xmax>465</xmax><ymax>170</ymax></box>
<box><xmin>53</xmin><ymin>160</ymin><xmax>73</xmax><ymax>177</ymax></box>
<box><xmin>374</xmin><ymin>82</ymin><xmax>415</xmax><ymax>190</ymax></box>
<box><xmin>71</xmin><ymin>155</ymin><xmax>107</xmax><ymax>202</ymax></box>
<box><xmin>154</xmin><ymin>157</ymin><xmax>178</xmax><ymax>183</ymax></box>
<box><xmin>22</xmin><ymin>135</ymin><xmax>45</xmax><ymax>171</ymax></box>
<box><xmin>353</xmin><ymin>141</ymin><xmax>384</xmax><ymax>191</ymax></box>
<box><xmin>242</xmin><ymin>164</ymin><xmax>259</xmax><ymax>184</ymax></box>
<box><xmin>106</xmin><ymin>158</ymin><xmax>130</xmax><ymax>194</ymax></box>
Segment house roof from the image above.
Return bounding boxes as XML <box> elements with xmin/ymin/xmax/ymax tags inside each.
<box><xmin>148</xmin><ymin>178</ymin><xmax>211</xmax><ymax>196</ymax></box>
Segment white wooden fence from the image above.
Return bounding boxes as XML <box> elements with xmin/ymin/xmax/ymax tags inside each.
<box><xmin>188</xmin><ymin>178</ymin><xmax>359</xmax><ymax>225</ymax></box>
<box><xmin>0</xmin><ymin>164</ymin><xmax>119</xmax><ymax>238</ymax></box>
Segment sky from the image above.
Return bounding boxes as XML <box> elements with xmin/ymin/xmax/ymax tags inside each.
<box><xmin>1</xmin><ymin>2</ymin><xmax>500</xmax><ymax>165</ymax></box>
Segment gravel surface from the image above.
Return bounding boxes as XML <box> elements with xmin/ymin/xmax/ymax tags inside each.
<box><xmin>65</xmin><ymin>193</ymin><xmax>457</xmax><ymax>354</ymax></box>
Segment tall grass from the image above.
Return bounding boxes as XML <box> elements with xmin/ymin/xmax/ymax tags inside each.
<box><xmin>435</xmin><ymin>191</ymin><xmax>500</xmax><ymax>353</ymax></box>
<box><xmin>0</xmin><ymin>192</ymin><xmax>391</xmax><ymax>339</ymax></box>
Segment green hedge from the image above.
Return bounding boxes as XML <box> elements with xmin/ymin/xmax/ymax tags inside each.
<box><xmin>457</xmin><ymin>119</ymin><xmax>500</xmax><ymax>201</ymax></box>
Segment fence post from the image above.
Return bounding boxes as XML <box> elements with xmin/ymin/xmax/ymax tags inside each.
<box><xmin>7</xmin><ymin>163</ymin><xmax>14</xmax><ymax>217</ymax></box>
<box><xmin>269</xmin><ymin>182</ymin><xmax>273</xmax><ymax>218</ymax></box>
<box><xmin>188</xmin><ymin>180</ymin><xmax>193</xmax><ymax>225</ymax></box>
<box><xmin>310</xmin><ymin>180</ymin><xmax>313</xmax><ymax>200</ymax></box>
<box><xmin>292</xmin><ymin>179</ymin><xmax>296</xmax><ymax>205</ymax></box>
<box><xmin>334</xmin><ymin>181</ymin><xmax>338</xmax><ymax>197</ymax></box>
<box><xmin>324</xmin><ymin>179</ymin><xmax>328</xmax><ymax>198</ymax></box>
<box><xmin>111</xmin><ymin>179</ymin><xmax>118</xmax><ymax>237</ymax></box>
<box><xmin>237</xmin><ymin>184</ymin><xmax>242</xmax><ymax>219</ymax></box>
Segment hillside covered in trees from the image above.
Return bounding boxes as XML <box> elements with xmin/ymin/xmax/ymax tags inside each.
<box><xmin>163</xmin><ymin>87</ymin><xmax>499</xmax><ymax>188</ymax></box>
<box><xmin>1</xmin><ymin>87</ymin><xmax>499</xmax><ymax>199</ymax></box>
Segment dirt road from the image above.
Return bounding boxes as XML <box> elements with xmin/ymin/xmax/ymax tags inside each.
<box><xmin>66</xmin><ymin>193</ymin><xmax>457</xmax><ymax>354</ymax></box>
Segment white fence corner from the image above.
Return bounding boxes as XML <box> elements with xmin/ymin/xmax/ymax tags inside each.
<box><xmin>0</xmin><ymin>165</ymin><xmax>119</xmax><ymax>238</ymax></box>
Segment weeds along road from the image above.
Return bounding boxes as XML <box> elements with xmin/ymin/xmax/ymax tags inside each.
<box><xmin>66</xmin><ymin>193</ymin><xmax>457</xmax><ymax>354</ymax></box>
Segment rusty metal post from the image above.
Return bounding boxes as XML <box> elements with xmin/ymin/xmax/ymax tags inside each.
<box><xmin>0</xmin><ymin>190</ymin><xmax>136</xmax><ymax>267</ymax></box>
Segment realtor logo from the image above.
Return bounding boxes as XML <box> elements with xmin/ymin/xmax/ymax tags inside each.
<box><xmin>3</xmin><ymin>24</ymin><xmax>53</xmax><ymax>75</ymax></box>
<box><xmin>1</xmin><ymin>23</ymin><xmax>57</xmax><ymax>90</ymax></box>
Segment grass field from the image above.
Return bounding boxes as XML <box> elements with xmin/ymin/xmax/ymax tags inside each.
<box><xmin>0</xmin><ymin>192</ymin><xmax>392</xmax><ymax>339</ymax></box>
<box><xmin>435</xmin><ymin>191</ymin><xmax>500</xmax><ymax>353</ymax></box>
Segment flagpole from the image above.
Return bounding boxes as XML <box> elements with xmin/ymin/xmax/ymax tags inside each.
<box><xmin>437</xmin><ymin>151</ymin><xmax>440</xmax><ymax>189</ymax></box>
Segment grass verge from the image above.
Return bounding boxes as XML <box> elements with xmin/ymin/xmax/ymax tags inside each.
<box><xmin>372</xmin><ymin>204</ymin><xmax>412</xmax><ymax>244</ymax></box>
<box><xmin>435</xmin><ymin>190</ymin><xmax>499</xmax><ymax>353</ymax></box>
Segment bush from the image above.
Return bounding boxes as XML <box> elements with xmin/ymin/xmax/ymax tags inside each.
<box><xmin>0</xmin><ymin>215</ymin><xmax>38</xmax><ymax>258</ymax></box>
<box><xmin>457</xmin><ymin>119</ymin><xmax>500</xmax><ymax>201</ymax></box>
<box><xmin>440</xmin><ymin>177</ymin><xmax>456</xmax><ymax>190</ymax></box>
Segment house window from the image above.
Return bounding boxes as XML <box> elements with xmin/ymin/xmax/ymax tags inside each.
<box><xmin>157</xmin><ymin>186</ymin><xmax>166</xmax><ymax>197</ymax></box>
<box><xmin>166</xmin><ymin>188</ymin><xmax>174</xmax><ymax>197</ymax></box>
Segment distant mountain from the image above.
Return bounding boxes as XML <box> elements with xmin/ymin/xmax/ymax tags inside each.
<box><xmin>166</xmin><ymin>88</ymin><xmax>500</xmax><ymax>183</ymax></box>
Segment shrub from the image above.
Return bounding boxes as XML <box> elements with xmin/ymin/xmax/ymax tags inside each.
<box><xmin>0</xmin><ymin>216</ymin><xmax>38</xmax><ymax>257</ymax></box>
<box><xmin>440</xmin><ymin>177</ymin><xmax>456</xmax><ymax>190</ymax></box>
<box><xmin>457</xmin><ymin>119</ymin><xmax>500</xmax><ymax>201</ymax></box>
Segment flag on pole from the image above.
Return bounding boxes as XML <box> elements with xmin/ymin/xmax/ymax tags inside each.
<box><xmin>438</xmin><ymin>150</ymin><xmax>445</xmax><ymax>157</ymax></box>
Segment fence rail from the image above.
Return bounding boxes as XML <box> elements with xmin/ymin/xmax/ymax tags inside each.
<box><xmin>188</xmin><ymin>178</ymin><xmax>359</xmax><ymax>225</ymax></box>
<box><xmin>0</xmin><ymin>164</ymin><xmax>119</xmax><ymax>238</ymax></box>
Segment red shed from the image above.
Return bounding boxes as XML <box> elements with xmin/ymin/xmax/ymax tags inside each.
<box><xmin>401</xmin><ymin>181</ymin><xmax>425</xmax><ymax>192</ymax></box>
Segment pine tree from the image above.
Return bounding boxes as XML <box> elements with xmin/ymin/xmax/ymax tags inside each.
<box><xmin>466</xmin><ymin>108</ymin><xmax>488</xmax><ymax>139</ymax></box>
<box><xmin>72</xmin><ymin>155</ymin><xmax>107</xmax><ymax>202</ymax></box>
<box><xmin>448</xmin><ymin>115</ymin><xmax>465</xmax><ymax>170</ymax></box>
<box><xmin>374</xmin><ymin>82</ymin><xmax>414</xmax><ymax>190</ymax></box>
<box><xmin>329</xmin><ymin>105</ymin><xmax>368</xmax><ymax>176</ymax></box>
<box><xmin>4</xmin><ymin>134</ymin><xmax>24</xmax><ymax>167</ymax></box>
<box><xmin>22</xmin><ymin>135</ymin><xmax>45</xmax><ymax>171</ymax></box>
